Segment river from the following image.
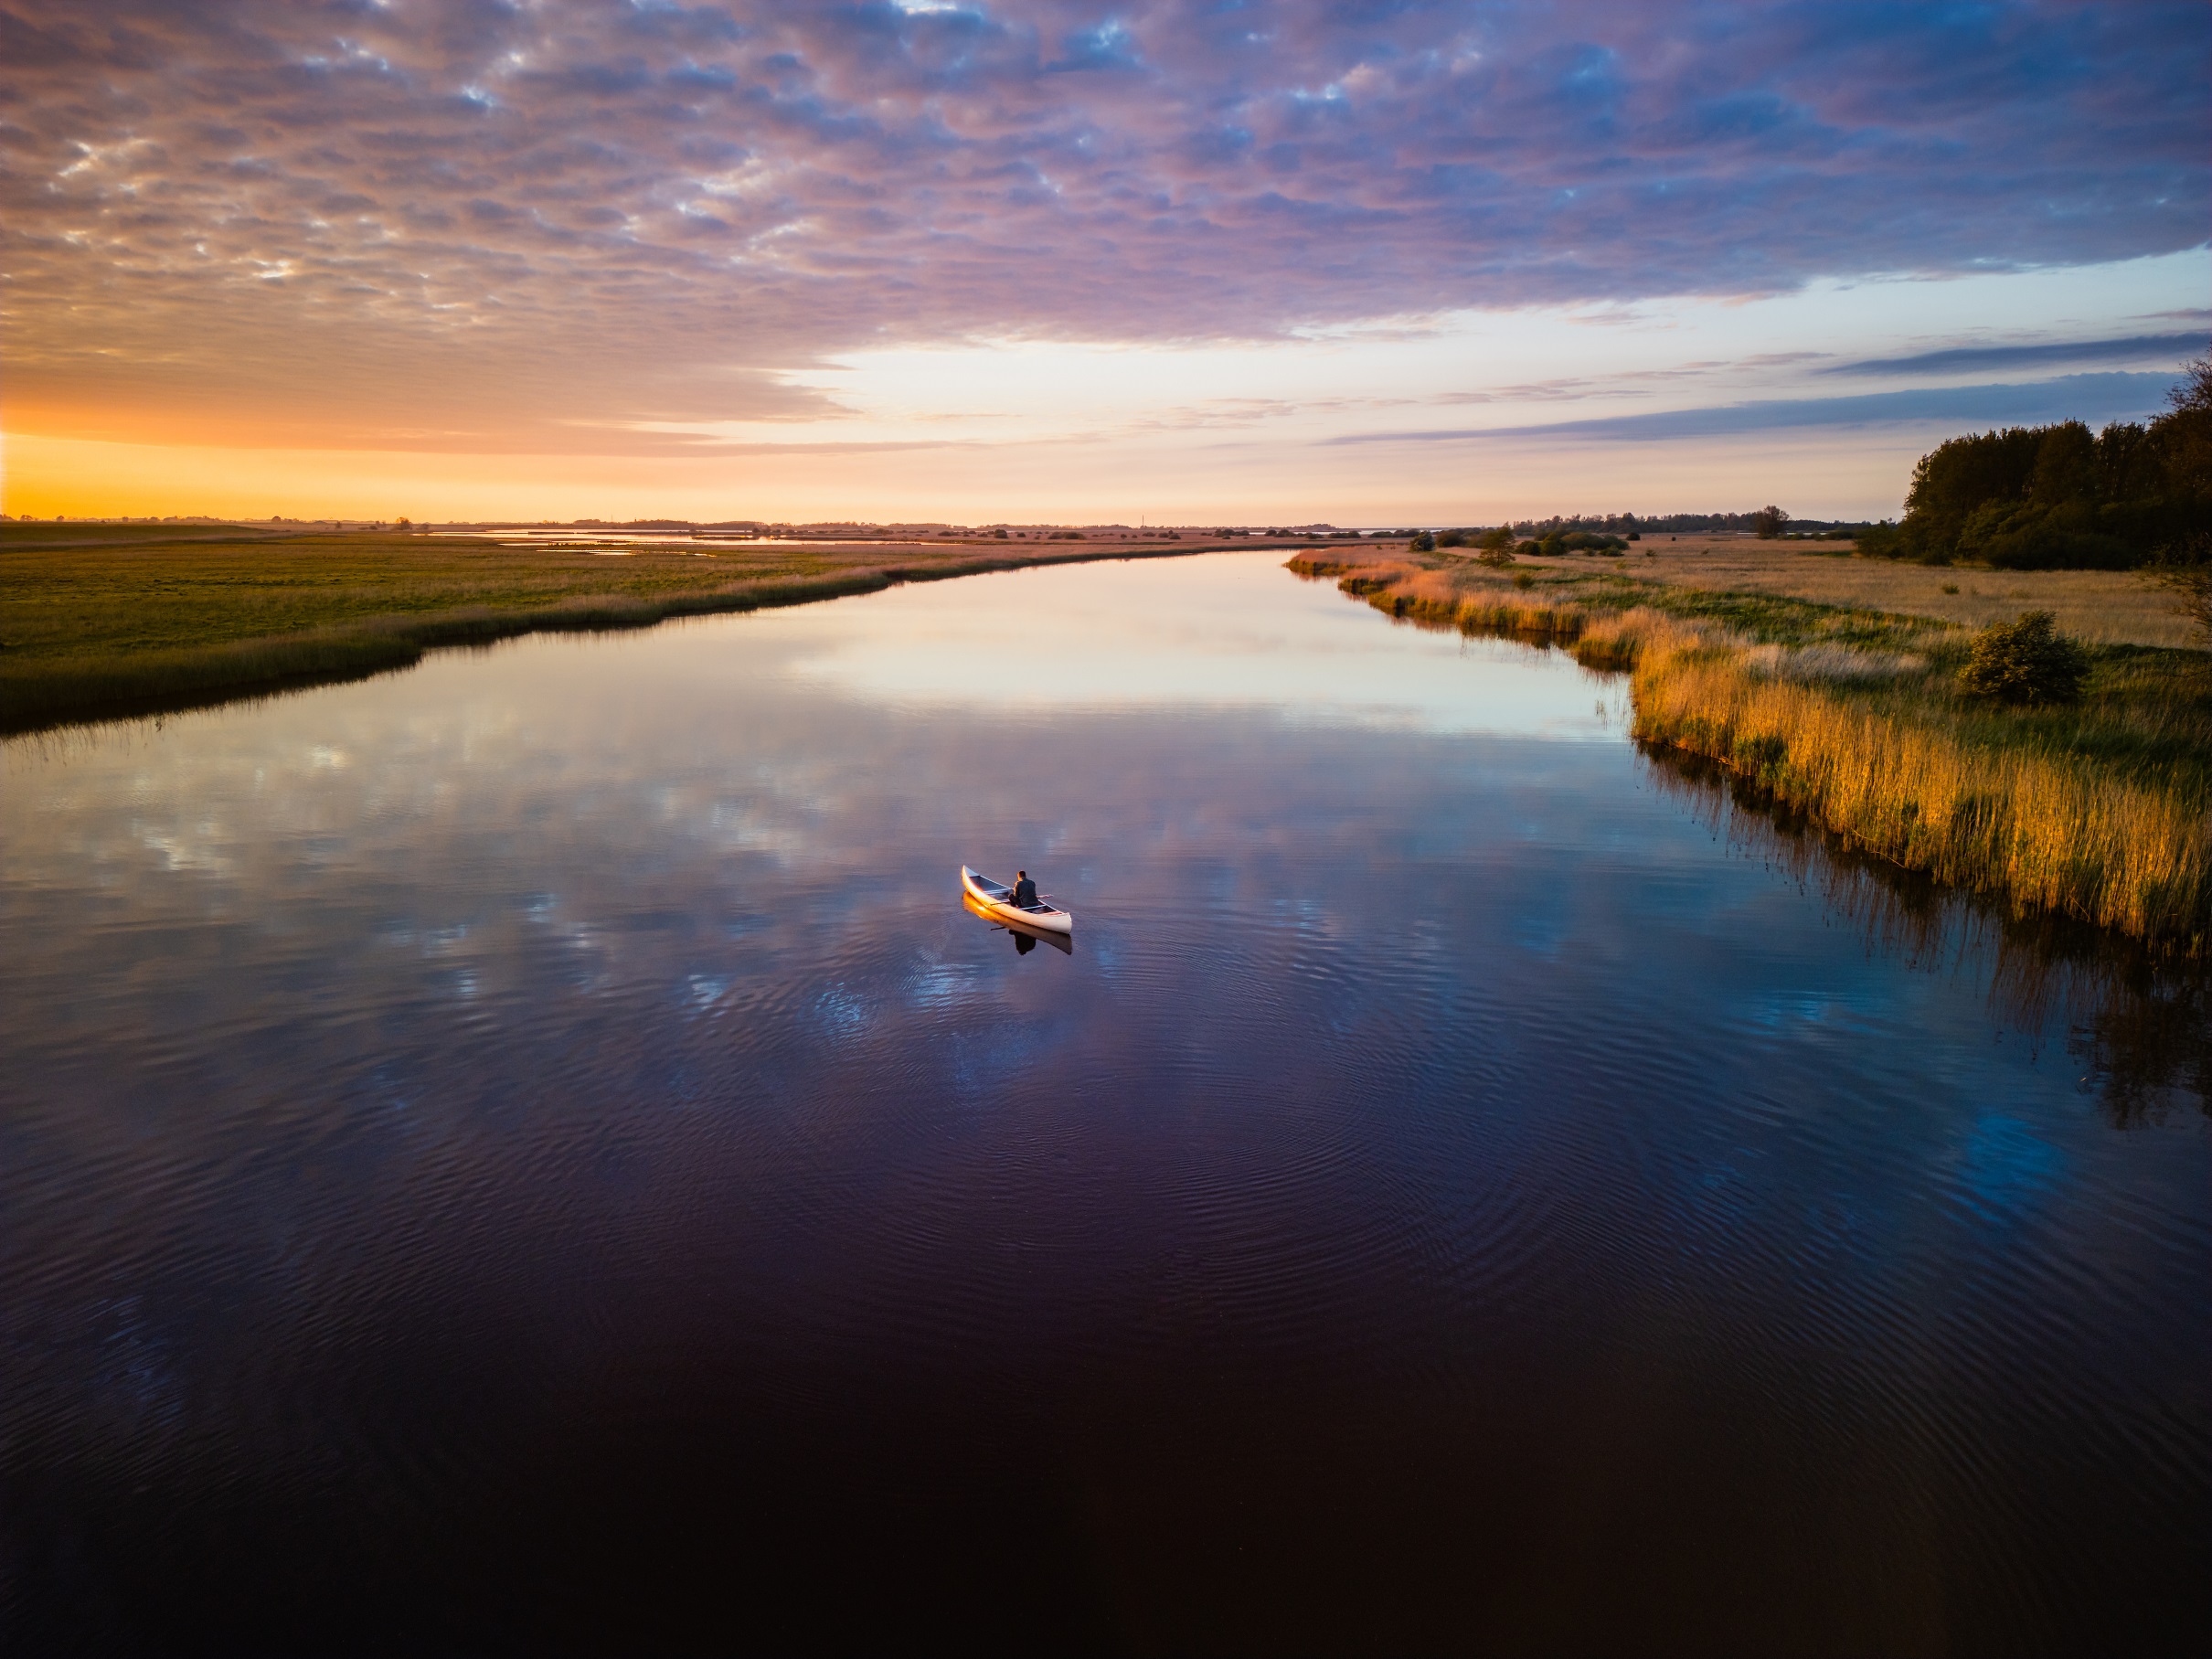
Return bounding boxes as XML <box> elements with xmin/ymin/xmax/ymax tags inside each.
<box><xmin>3</xmin><ymin>551</ymin><xmax>2205</xmax><ymax>1653</ymax></box>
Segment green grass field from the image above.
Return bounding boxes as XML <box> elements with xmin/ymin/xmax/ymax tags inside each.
<box><xmin>0</xmin><ymin>527</ymin><xmax>1220</xmax><ymax>733</ymax></box>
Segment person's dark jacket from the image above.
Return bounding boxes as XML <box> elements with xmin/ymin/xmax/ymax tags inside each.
<box><xmin>1012</xmin><ymin>877</ymin><xmax>1038</xmax><ymax>908</ymax></box>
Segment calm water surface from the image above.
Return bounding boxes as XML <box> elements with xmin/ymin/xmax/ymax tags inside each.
<box><xmin>3</xmin><ymin>553</ymin><xmax>2207</xmax><ymax>1654</ymax></box>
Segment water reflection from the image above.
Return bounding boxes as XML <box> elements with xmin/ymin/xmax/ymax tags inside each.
<box><xmin>1</xmin><ymin>553</ymin><xmax>2205</xmax><ymax>1653</ymax></box>
<box><xmin>1639</xmin><ymin>746</ymin><xmax>2211</xmax><ymax>1126</ymax></box>
<box><xmin>964</xmin><ymin>891</ymin><xmax>1077</xmax><ymax>955</ymax></box>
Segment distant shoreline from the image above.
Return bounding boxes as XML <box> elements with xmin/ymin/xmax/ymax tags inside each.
<box><xmin>0</xmin><ymin>535</ymin><xmax>1309</xmax><ymax>739</ymax></box>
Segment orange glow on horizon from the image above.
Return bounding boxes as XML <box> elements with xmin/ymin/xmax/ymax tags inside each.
<box><xmin>3</xmin><ymin>429</ymin><xmax>1940</xmax><ymax>526</ymax></box>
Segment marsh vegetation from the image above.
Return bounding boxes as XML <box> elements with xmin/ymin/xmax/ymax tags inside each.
<box><xmin>0</xmin><ymin>526</ymin><xmax>1234</xmax><ymax>733</ymax></box>
<box><xmin>1291</xmin><ymin>548</ymin><xmax>2212</xmax><ymax>952</ymax></box>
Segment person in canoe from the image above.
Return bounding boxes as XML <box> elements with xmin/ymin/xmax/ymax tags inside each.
<box><xmin>1011</xmin><ymin>870</ymin><xmax>1039</xmax><ymax>909</ymax></box>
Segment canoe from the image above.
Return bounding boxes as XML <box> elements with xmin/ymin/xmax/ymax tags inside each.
<box><xmin>962</xmin><ymin>891</ymin><xmax>1073</xmax><ymax>953</ymax></box>
<box><xmin>961</xmin><ymin>866</ymin><xmax>1074</xmax><ymax>935</ymax></box>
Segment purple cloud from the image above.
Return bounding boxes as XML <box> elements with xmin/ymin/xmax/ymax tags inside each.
<box><xmin>2</xmin><ymin>1</ymin><xmax>2206</xmax><ymax>444</ymax></box>
<box><xmin>1823</xmin><ymin>334</ymin><xmax>2207</xmax><ymax>378</ymax></box>
<box><xmin>1326</xmin><ymin>372</ymin><xmax>2182</xmax><ymax>445</ymax></box>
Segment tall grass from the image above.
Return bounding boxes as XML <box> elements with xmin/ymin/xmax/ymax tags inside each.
<box><xmin>1628</xmin><ymin>620</ymin><xmax>2209</xmax><ymax>950</ymax></box>
<box><xmin>1293</xmin><ymin>556</ymin><xmax>2212</xmax><ymax>952</ymax></box>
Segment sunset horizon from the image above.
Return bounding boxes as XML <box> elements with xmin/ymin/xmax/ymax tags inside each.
<box><xmin>5</xmin><ymin>3</ymin><xmax>2206</xmax><ymax>523</ymax></box>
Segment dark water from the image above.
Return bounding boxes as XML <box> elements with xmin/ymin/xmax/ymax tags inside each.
<box><xmin>3</xmin><ymin>553</ymin><xmax>2206</xmax><ymax>1654</ymax></box>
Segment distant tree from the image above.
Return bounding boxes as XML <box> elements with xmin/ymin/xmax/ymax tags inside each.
<box><xmin>1751</xmin><ymin>505</ymin><xmax>1788</xmax><ymax>539</ymax></box>
<box><xmin>2171</xmin><ymin>353</ymin><xmax>2212</xmax><ymax>416</ymax></box>
<box><xmin>2028</xmin><ymin>421</ymin><xmax>2096</xmax><ymax>505</ymax></box>
<box><xmin>1477</xmin><ymin>526</ymin><xmax>1515</xmax><ymax>552</ymax></box>
<box><xmin>2163</xmin><ymin>354</ymin><xmax>2212</xmax><ymax>503</ymax></box>
<box><xmin>1866</xmin><ymin>354</ymin><xmax>2212</xmax><ymax>569</ymax></box>
<box><xmin>1409</xmin><ymin>530</ymin><xmax>1436</xmax><ymax>552</ymax></box>
<box><xmin>2144</xmin><ymin>531</ymin><xmax>2212</xmax><ymax>654</ymax></box>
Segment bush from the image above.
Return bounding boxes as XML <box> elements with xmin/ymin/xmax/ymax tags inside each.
<box><xmin>1512</xmin><ymin>569</ymin><xmax>1537</xmax><ymax>590</ymax></box>
<box><xmin>1959</xmin><ymin>611</ymin><xmax>2089</xmax><ymax>706</ymax></box>
<box><xmin>1409</xmin><ymin>530</ymin><xmax>1436</xmax><ymax>552</ymax></box>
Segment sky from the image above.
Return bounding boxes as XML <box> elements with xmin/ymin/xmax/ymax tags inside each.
<box><xmin>2</xmin><ymin>0</ymin><xmax>2207</xmax><ymax>525</ymax></box>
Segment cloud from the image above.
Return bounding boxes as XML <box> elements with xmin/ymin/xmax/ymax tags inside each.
<box><xmin>1327</xmin><ymin>373</ymin><xmax>2180</xmax><ymax>446</ymax></box>
<box><xmin>1823</xmin><ymin>334</ymin><xmax>2207</xmax><ymax>378</ymax></box>
<box><xmin>1</xmin><ymin>2</ymin><xmax>2206</xmax><ymax>446</ymax></box>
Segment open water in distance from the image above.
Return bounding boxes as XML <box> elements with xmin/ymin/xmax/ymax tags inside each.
<box><xmin>3</xmin><ymin>553</ymin><xmax>2207</xmax><ymax>1654</ymax></box>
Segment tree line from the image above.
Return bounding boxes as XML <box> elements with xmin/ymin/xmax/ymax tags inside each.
<box><xmin>1858</xmin><ymin>355</ymin><xmax>2212</xmax><ymax>569</ymax></box>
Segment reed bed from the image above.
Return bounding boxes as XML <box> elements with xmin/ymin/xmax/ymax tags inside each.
<box><xmin>1630</xmin><ymin>624</ymin><xmax>2210</xmax><ymax>950</ymax></box>
<box><xmin>1292</xmin><ymin>554</ymin><xmax>2212</xmax><ymax>952</ymax></box>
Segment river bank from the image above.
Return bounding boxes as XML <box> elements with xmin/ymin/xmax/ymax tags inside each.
<box><xmin>1291</xmin><ymin>549</ymin><xmax>2211</xmax><ymax>954</ymax></box>
<box><xmin>0</xmin><ymin>529</ymin><xmax>1264</xmax><ymax>735</ymax></box>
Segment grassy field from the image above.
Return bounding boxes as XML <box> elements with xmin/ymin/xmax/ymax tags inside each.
<box><xmin>0</xmin><ymin>526</ymin><xmax>1239</xmax><ymax>734</ymax></box>
<box><xmin>1606</xmin><ymin>534</ymin><xmax>2195</xmax><ymax>647</ymax></box>
<box><xmin>1</xmin><ymin>521</ymin><xmax>295</xmax><ymax>548</ymax></box>
<box><xmin>1291</xmin><ymin>545</ymin><xmax>2212</xmax><ymax>952</ymax></box>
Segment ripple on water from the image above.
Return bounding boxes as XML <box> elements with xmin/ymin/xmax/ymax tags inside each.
<box><xmin>1</xmin><ymin>552</ymin><xmax>2205</xmax><ymax>1651</ymax></box>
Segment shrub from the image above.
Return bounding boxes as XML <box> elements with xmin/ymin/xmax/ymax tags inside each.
<box><xmin>1512</xmin><ymin>569</ymin><xmax>1537</xmax><ymax>590</ymax></box>
<box><xmin>1409</xmin><ymin>531</ymin><xmax>1436</xmax><ymax>552</ymax></box>
<box><xmin>1959</xmin><ymin>611</ymin><xmax>2089</xmax><ymax>706</ymax></box>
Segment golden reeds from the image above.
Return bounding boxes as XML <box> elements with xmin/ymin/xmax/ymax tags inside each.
<box><xmin>1292</xmin><ymin>556</ymin><xmax>2212</xmax><ymax>952</ymax></box>
<box><xmin>1629</xmin><ymin>622</ymin><xmax>2209</xmax><ymax>950</ymax></box>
